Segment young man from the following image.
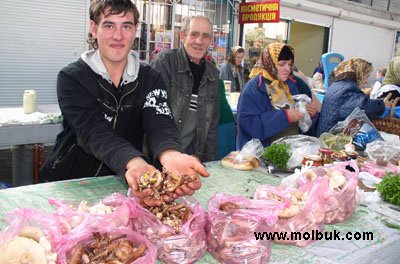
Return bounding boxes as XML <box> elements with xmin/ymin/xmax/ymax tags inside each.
<box><xmin>40</xmin><ymin>0</ymin><xmax>208</xmax><ymax>206</ymax></box>
<box><xmin>150</xmin><ymin>15</ymin><xmax>220</xmax><ymax>162</ymax></box>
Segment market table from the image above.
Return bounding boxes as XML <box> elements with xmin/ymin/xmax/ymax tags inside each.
<box><xmin>0</xmin><ymin>161</ymin><xmax>399</xmax><ymax>263</ymax></box>
<box><xmin>0</xmin><ymin>104</ymin><xmax>62</xmax><ymax>186</ymax></box>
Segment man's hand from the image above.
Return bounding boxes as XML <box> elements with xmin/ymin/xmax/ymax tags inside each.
<box><xmin>159</xmin><ymin>150</ymin><xmax>209</xmax><ymax>199</ymax></box>
<box><xmin>125</xmin><ymin>157</ymin><xmax>163</xmax><ymax>207</ymax></box>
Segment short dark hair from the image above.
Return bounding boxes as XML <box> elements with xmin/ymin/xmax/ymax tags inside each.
<box><xmin>87</xmin><ymin>0</ymin><xmax>140</xmax><ymax>49</ymax></box>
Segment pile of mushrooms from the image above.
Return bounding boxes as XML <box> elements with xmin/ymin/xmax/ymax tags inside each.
<box><xmin>66</xmin><ymin>232</ymin><xmax>146</xmax><ymax>264</ymax></box>
<box><xmin>145</xmin><ymin>202</ymin><xmax>192</xmax><ymax>233</ymax></box>
<box><xmin>138</xmin><ymin>169</ymin><xmax>197</xmax><ymax>232</ymax></box>
<box><xmin>138</xmin><ymin>169</ymin><xmax>198</xmax><ymax>202</ymax></box>
<box><xmin>0</xmin><ymin>226</ymin><xmax>57</xmax><ymax>264</ymax></box>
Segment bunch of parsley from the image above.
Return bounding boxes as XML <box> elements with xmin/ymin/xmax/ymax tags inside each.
<box><xmin>262</xmin><ymin>143</ymin><xmax>291</xmax><ymax>171</ymax></box>
<box><xmin>376</xmin><ymin>173</ymin><xmax>400</xmax><ymax>206</ymax></box>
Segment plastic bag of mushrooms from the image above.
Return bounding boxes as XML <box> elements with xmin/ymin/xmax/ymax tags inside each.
<box><xmin>0</xmin><ymin>208</ymin><xmax>60</xmax><ymax>264</ymax></box>
<box><xmin>254</xmin><ymin>177</ymin><xmax>328</xmax><ymax>247</ymax></box>
<box><xmin>56</xmin><ymin>227</ymin><xmax>157</xmax><ymax>264</ymax></box>
<box><xmin>48</xmin><ymin>192</ymin><xmax>137</xmax><ymax>234</ymax></box>
<box><xmin>131</xmin><ymin>196</ymin><xmax>207</xmax><ymax>264</ymax></box>
<box><xmin>206</xmin><ymin>193</ymin><xmax>283</xmax><ymax>263</ymax></box>
<box><xmin>297</xmin><ymin>161</ymin><xmax>359</xmax><ymax>224</ymax></box>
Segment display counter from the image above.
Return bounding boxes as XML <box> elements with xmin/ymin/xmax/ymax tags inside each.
<box><xmin>0</xmin><ymin>161</ymin><xmax>399</xmax><ymax>263</ymax></box>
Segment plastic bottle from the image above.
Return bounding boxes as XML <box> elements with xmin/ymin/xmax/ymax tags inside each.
<box><xmin>23</xmin><ymin>90</ymin><xmax>37</xmax><ymax>114</ymax></box>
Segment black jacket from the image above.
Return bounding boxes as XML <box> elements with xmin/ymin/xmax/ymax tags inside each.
<box><xmin>40</xmin><ymin>58</ymin><xmax>181</xmax><ymax>181</ymax></box>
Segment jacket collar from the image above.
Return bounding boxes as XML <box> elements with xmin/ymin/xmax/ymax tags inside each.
<box><xmin>177</xmin><ymin>46</ymin><xmax>216</xmax><ymax>82</ymax></box>
<box><xmin>81</xmin><ymin>49</ymin><xmax>140</xmax><ymax>85</ymax></box>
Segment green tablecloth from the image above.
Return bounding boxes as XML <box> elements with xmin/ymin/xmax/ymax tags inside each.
<box><xmin>0</xmin><ymin>161</ymin><xmax>399</xmax><ymax>263</ymax></box>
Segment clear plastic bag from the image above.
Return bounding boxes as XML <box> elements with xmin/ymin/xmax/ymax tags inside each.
<box><xmin>293</xmin><ymin>94</ymin><xmax>312</xmax><ymax>132</ymax></box>
<box><xmin>329</xmin><ymin>107</ymin><xmax>383</xmax><ymax>150</ymax></box>
<box><xmin>365</xmin><ymin>140</ymin><xmax>400</xmax><ymax>166</ymax></box>
<box><xmin>273</xmin><ymin>135</ymin><xmax>324</xmax><ymax>170</ymax></box>
<box><xmin>238</xmin><ymin>138</ymin><xmax>264</xmax><ymax>160</ymax></box>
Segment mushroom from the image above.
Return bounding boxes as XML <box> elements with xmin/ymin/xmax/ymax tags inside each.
<box><xmin>0</xmin><ymin>236</ymin><xmax>48</xmax><ymax>264</ymax></box>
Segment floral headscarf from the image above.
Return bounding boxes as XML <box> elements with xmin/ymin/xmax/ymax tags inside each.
<box><xmin>249</xmin><ymin>43</ymin><xmax>295</xmax><ymax>106</ymax></box>
<box><xmin>382</xmin><ymin>56</ymin><xmax>400</xmax><ymax>86</ymax></box>
<box><xmin>333</xmin><ymin>58</ymin><xmax>372</xmax><ymax>87</ymax></box>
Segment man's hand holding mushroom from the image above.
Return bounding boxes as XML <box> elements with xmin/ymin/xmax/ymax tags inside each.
<box><xmin>159</xmin><ymin>149</ymin><xmax>209</xmax><ymax>199</ymax></box>
<box><xmin>125</xmin><ymin>156</ymin><xmax>164</xmax><ymax>207</ymax></box>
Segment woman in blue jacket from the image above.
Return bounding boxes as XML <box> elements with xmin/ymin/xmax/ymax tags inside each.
<box><xmin>236</xmin><ymin>43</ymin><xmax>318</xmax><ymax>149</ymax></box>
<box><xmin>316</xmin><ymin>58</ymin><xmax>392</xmax><ymax>136</ymax></box>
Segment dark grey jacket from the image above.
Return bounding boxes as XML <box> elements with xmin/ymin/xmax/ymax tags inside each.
<box><xmin>219</xmin><ymin>62</ymin><xmax>245</xmax><ymax>92</ymax></box>
<box><xmin>150</xmin><ymin>47</ymin><xmax>220</xmax><ymax>162</ymax></box>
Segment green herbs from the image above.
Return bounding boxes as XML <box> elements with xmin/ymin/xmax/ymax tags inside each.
<box><xmin>262</xmin><ymin>143</ymin><xmax>291</xmax><ymax>170</ymax></box>
<box><xmin>376</xmin><ymin>173</ymin><xmax>400</xmax><ymax>206</ymax></box>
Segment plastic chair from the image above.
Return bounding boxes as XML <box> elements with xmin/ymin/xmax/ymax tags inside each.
<box><xmin>321</xmin><ymin>52</ymin><xmax>344</xmax><ymax>90</ymax></box>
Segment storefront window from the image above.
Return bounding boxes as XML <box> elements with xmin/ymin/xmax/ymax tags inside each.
<box><xmin>242</xmin><ymin>21</ymin><xmax>288</xmax><ymax>71</ymax></box>
<box><xmin>132</xmin><ymin>0</ymin><xmax>233</xmax><ymax>65</ymax></box>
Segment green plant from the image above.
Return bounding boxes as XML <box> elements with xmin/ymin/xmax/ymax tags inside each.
<box><xmin>376</xmin><ymin>173</ymin><xmax>400</xmax><ymax>206</ymax></box>
<box><xmin>262</xmin><ymin>143</ymin><xmax>291</xmax><ymax>170</ymax></box>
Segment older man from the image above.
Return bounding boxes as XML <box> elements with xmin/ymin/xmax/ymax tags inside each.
<box><xmin>150</xmin><ymin>15</ymin><xmax>220</xmax><ymax>162</ymax></box>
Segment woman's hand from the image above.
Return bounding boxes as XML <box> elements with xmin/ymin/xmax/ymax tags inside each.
<box><xmin>305</xmin><ymin>101</ymin><xmax>318</xmax><ymax>117</ymax></box>
<box><xmin>284</xmin><ymin>109</ymin><xmax>304</xmax><ymax>123</ymax></box>
<box><xmin>384</xmin><ymin>100</ymin><xmax>392</xmax><ymax>108</ymax></box>
<box><xmin>125</xmin><ymin>157</ymin><xmax>163</xmax><ymax>207</ymax></box>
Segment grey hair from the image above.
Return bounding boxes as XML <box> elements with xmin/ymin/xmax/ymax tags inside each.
<box><xmin>180</xmin><ymin>15</ymin><xmax>214</xmax><ymax>39</ymax></box>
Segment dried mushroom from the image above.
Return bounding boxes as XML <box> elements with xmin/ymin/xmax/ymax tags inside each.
<box><xmin>144</xmin><ymin>202</ymin><xmax>192</xmax><ymax>233</ymax></box>
<box><xmin>66</xmin><ymin>232</ymin><xmax>146</xmax><ymax>264</ymax></box>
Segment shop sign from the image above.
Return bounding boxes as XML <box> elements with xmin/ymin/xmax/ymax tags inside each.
<box><xmin>239</xmin><ymin>1</ymin><xmax>280</xmax><ymax>24</ymax></box>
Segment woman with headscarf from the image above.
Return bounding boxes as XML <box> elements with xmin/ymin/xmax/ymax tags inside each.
<box><xmin>373</xmin><ymin>56</ymin><xmax>400</xmax><ymax>105</ymax></box>
<box><xmin>316</xmin><ymin>58</ymin><xmax>392</xmax><ymax>136</ymax></box>
<box><xmin>219</xmin><ymin>46</ymin><xmax>245</xmax><ymax>92</ymax></box>
<box><xmin>236</xmin><ymin>43</ymin><xmax>318</xmax><ymax>149</ymax></box>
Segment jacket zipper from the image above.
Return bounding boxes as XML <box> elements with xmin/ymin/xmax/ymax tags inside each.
<box><xmin>52</xmin><ymin>143</ymin><xmax>76</xmax><ymax>169</ymax></box>
<box><xmin>93</xmin><ymin>81</ymin><xmax>138</xmax><ymax>176</ymax></box>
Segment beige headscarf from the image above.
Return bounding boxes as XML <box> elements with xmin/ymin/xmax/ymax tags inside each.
<box><xmin>249</xmin><ymin>43</ymin><xmax>295</xmax><ymax>106</ymax></box>
<box><xmin>382</xmin><ymin>56</ymin><xmax>400</xmax><ymax>86</ymax></box>
<box><xmin>333</xmin><ymin>58</ymin><xmax>372</xmax><ymax>87</ymax></box>
<box><xmin>227</xmin><ymin>46</ymin><xmax>244</xmax><ymax>78</ymax></box>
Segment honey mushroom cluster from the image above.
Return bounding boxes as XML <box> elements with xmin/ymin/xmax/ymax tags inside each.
<box><xmin>138</xmin><ymin>169</ymin><xmax>198</xmax><ymax>202</ymax></box>
<box><xmin>208</xmin><ymin>201</ymin><xmax>269</xmax><ymax>263</ymax></box>
<box><xmin>145</xmin><ymin>202</ymin><xmax>192</xmax><ymax>233</ymax></box>
<box><xmin>138</xmin><ymin>169</ymin><xmax>198</xmax><ymax>232</ymax></box>
<box><xmin>67</xmin><ymin>232</ymin><xmax>146</xmax><ymax>264</ymax></box>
